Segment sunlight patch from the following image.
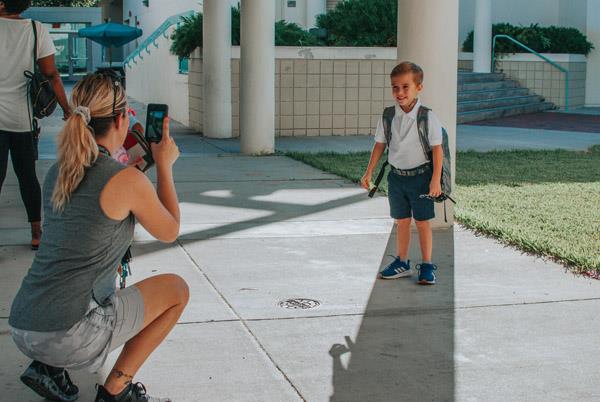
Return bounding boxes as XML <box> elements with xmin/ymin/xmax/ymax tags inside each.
<box><xmin>251</xmin><ymin>188</ymin><xmax>364</xmax><ymax>206</ymax></box>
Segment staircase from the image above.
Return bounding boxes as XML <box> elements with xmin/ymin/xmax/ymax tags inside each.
<box><xmin>457</xmin><ymin>72</ymin><xmax>554</xmax><ymax>124</ymax></box>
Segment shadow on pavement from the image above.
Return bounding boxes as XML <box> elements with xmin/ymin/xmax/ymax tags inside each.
<box><xmin>328</xmin><ymin>228</ymin><xmax>455</xmax><ymax>402</ymax></box>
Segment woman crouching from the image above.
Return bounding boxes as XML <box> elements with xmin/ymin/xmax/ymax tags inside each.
<box><xmin>9</xmin><ymin>72</ymin><xmax>188</xmax><ymax>402</ymax></box>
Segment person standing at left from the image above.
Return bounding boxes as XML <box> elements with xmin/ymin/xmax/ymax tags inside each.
<box><xmin>0</xmin><ymin>0</ymin><xmax>70</xmax><ymax>249</ymax></box>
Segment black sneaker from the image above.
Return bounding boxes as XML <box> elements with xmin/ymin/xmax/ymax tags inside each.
<box><xmin>95</xmin><ymin>382</ymin><xmax>171</xmax><ymax>402</ymax></box>
<box><xmin>20</xmin><ymin>360</ymin><xmax>79</xmax><ymax>402</ymax></box>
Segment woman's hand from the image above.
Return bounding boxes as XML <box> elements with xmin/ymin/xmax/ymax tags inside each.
<box><xmin>150</xmin><ymin>117</ymin><xmax>179</xmax><ymax>168</ymax></box>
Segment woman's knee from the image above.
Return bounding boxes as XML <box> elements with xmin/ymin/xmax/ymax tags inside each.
<box><xmin>137</xmin><ymin>273</ymin><xmax>189</xmax><ymax>308</ymax></box>
<box><xmin>163</xmin><ymin>273</ymin><xmax>189</xmax><ymax>306</ymax></box>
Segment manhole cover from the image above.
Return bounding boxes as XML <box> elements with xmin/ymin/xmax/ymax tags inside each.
<box><xmin>278</xmin><ymin>298</ymin><xmax>321</xmax><ymax>310</ymax></box>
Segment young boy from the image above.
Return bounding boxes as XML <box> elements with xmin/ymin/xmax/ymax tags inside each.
<box><xmin>360</xmin><ymin>61</ymin><xmax>444</xmax><ymax>285</ymax></box>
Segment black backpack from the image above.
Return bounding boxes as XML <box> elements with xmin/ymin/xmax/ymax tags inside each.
<box><xmin>368</xmin><ymin>105</ymin><xmax>455</xmax><ymax>220</ymax></box>
<box><xmin>24</xmin><ymin>20</ymin><xmax>57</xmax><ymax>122</ymax></box>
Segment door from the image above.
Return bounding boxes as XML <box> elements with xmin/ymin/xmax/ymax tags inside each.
<box><xmin>67</xmin><ymin>32</ymin><xmax>91</xmax><ymax>80</ymax></box>
<box><xmin>49</xmin><ymin>27</ymin><xmax>92</xmax><ymax>81</ymax></box>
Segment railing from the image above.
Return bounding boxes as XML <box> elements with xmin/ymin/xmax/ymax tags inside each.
<box><xmin>123</xmin><ymin>10</ymin><xmax>195</xmax><ymax>69</ymax></box>
<box><xmin>492</xmin><ymin>34</ymin><xmax>569</xmax><ymax>110</ymax></box>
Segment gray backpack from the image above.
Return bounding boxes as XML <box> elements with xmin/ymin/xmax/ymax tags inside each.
<box><xmin>368</xmin><ymin>105</ymin><xmax>455</xmax><ymax>219</ymax></box>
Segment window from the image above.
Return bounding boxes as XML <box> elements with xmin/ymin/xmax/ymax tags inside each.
<box><xmin>142</xmin><ymin>0</ymin><xmax>149</xmax><ymax>7</ymax></box>
<box><xmin>287</xmin><ymin>1</ymin><xmax>296</xmax><ymax>7</ymax></box>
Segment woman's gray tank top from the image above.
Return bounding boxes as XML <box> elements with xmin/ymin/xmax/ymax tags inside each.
<box><xmin>9</xmin><ymin>154</ymin><xmax>135</xmax><ymax>332</ymax></box>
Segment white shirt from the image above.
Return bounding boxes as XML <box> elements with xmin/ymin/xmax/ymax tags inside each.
<box><xmin>374</xmin><ymin>99</ymin><xmax>443</xmax><ymax>170</ymax></box>
<box><xmin>0</xmin><ymin>18</ymin><xmax>56</xmax><ymax>132</ymax></box>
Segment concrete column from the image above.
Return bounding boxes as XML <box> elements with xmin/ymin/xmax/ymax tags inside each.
<box><xmin>306</xmin><ymin>0</ymin><xmax>326</xmax><ymax>29</ymax></box>
<box><xmin>203</xmin><ymin>0</ymin><xmax>232</xmax><ymax>138</ymax></box>
<box><xmin>473</xmin><ymin>0</ymin><xmax>492</xmax><ymax>73</ymax></box>
<box><xmin>397</xmin><ymin>0</ymin><xmax>459</xmax><ymax>228</ymax></box>
<box><xmin>240</xmin><ymin>0</ymin><xmax>275</xmax><ymax>155</ymax></box>
<box><xmin>585</xmin><ymin>0</ymin><xmax>600</xmax><ymax>106</ymax></box>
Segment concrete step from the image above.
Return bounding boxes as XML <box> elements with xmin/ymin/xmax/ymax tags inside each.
<box><xmin>457</xmin><ymin>102</ymin><xmax>555</xmax><ymax>124</ymax></box>
<box><xmin>459</xmin><ymin>80</ymin><xmax>520</xmax><ymax>92</ymax></box>
<box><xmin>457</xmin><ymin>72</ymin><xmax>505</xmax><ymax>83</ymax></box>
<box><xmin>458</xmin><ymin>95</ymin><xmax>543</xmax><ymax>113</ymax></box>
<box><xmin>458</xmin><ymin>87</ymin><xmax>531</xmax><ymax>102</ymax></box>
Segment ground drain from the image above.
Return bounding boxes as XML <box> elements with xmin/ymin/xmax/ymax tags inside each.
<box><xmin>278</xmin><ymin>298</ymin><xmax>321</xmax><ymax>310</ymax></box>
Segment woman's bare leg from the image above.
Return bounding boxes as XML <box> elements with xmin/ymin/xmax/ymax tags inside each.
<box><xmin>103</xmin><ymin>273</ymin><xmax>189</xmax><ymax>395</ymax></box>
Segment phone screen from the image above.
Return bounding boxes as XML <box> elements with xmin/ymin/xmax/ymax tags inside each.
<box><xmin>146</xmin><ymin>110</ymin><xmax>165</xmax><ymax>142</ymax></box>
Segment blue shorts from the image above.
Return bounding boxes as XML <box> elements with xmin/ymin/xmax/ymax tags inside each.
<box><xmin>387</xmin><ymin>168</ymin><xmax>435</xmax><ymax>221</ymax></box>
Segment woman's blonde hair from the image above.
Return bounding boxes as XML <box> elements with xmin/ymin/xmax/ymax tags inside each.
<box><xmin>52</xmin><ymin>72</ymin><xmax>127</xmax><ymax>212</ymax></box>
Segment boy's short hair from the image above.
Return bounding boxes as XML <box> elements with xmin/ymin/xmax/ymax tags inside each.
<box><xmin>2</xmin><ymin>0</ymin><xmax>31</xmax><ymax>14</ymax></box>
<box><xmin>390</xmin><ymin>61</ymin><xmax>424</xmax><ymax>85</ymax></box>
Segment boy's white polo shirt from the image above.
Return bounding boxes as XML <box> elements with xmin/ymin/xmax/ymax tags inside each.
<box><xmin>374</xmin><ymin>99</ymin><xmax>443</xmax><ymax>170</ymax></box>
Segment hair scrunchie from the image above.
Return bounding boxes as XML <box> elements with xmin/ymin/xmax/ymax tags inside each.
<box><xmin>72</xmin><ymin>105</ymin><xmax>91</xmax><ymax>124</ymax></box>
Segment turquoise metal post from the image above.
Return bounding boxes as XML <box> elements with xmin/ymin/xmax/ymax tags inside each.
<box><xmin>491</xmin><ymin>36</ymin><xmax>496</xmax><ymax>72</ymax></box>
<box><xmin>565</xmin><ymin>70</ymin><xmax>569</xmax><ymax>110</ymax></box>
<box><xmin>491</xmin><ymin>34</ymin><xmax>569</xmax><ymax>110</ymax></box>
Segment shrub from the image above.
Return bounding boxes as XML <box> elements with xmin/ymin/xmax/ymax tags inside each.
<box><xmin>171</xmin><ymin>6</ymin><xmax>319</xmax><ymax>57</ymax></box>
<box><xmin>170</xmin><ymin>13</ymin><xmax>202</xmax><ymax>59</ymax></box>
<box><xmin>33</xmin><ymin>0</ymin><xmax>98</xmax><ymax>6</ymax></box>
<box><xmin>275</xmin><ymin>20</ymin><xmax>321</xmax><ymax>46</ymax></box>
<box><xmin>315</xmin><ymin>0</ymin><xmax>397</xmax><ymax>46</ymax></box>
<box><xmin>170</xmin><ymin>0</ymin><xmax>402</xmax><ymax>56</ymax></box>
<box><xmin>462</xmin><ymin>23</ymin><xmax>594</xmax><ymax>55</ymax></box>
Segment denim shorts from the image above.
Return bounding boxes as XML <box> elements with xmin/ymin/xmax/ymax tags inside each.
<box><xmin>387</xmin><ymin>167</ymin><xmax>435</xmax><ymax>221</ymax></box>
<box><xmin>11</xmin><ymin>285</ymin><xmax>144</xmax><ymax>372</ymax></box>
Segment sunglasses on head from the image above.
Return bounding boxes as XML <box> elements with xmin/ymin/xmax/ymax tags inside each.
<box><xmin>95</xmin><ymin>69</ymin><xmax>125</xmax><ymax>117</ymax></box>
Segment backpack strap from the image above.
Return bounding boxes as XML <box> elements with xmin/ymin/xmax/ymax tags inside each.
<box><xmin>416</xmin><ymin>105</ymin><xmax>432</xmax><ymax>160</ymax></box>
<box><xmin>31</xmin><ymin>20</ymin><xmax>39</xmax><ymax>71</ymax></box>
<box><xmin>382</xmin><ymin>106</ymin><xmax>395</xmax><ymax>146</ymax></box>
<box><xmin>368</xmin><ymin>106</ymin><xmax>395</xmax><ymax>198</ymax></box>
<box><xmin>26</xmin><ymin>20</ymin><xmax>38</xmax><ymax>134</ymax></box>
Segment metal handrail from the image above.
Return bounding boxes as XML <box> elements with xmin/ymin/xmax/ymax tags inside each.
<box><xmin>492</xmin><ymin>34</ymin><xmax>569</xmax><ymax>110</ymax></box>
<box><xmin>123</xmin><ymin>10</ymin><xmax>195</xmax><ymax>68</ymax></box>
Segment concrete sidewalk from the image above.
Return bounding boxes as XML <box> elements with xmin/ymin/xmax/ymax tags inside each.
<box><xmin>199</xmin><ymin>125</ymin><xmax>600</xmax><ymax>154</ymax></box>
<box><xmin>2</xmin><ymin>110</ymin><xmax>600</xmax><ymax>401</ymax></box>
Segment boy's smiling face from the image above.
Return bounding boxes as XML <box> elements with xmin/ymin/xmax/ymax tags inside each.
<box><xmin>391</xmin><ymin>72</ymin><xmax>423</xmax><ymax>109</ymax></box>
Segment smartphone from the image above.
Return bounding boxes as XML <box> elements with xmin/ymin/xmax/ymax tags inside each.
<box><xmin>145</xmin><ymin>104</ymin><xmax>168</xmax><ymax>143</ymax></box>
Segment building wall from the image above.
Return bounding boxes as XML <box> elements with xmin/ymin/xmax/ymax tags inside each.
<box><xmin>326</xmin><ymin>0</ymin><xmax>341</xmax><ymax>11</ymax></box>
<box><xmin>121</xmin><ymin>0</ymin><xmax>203</xmax><ymax>58</ymax></box>
<box><xmin>458</xmin><ymin>0</ymin><xmax>589</xmax><ymax>50</ymax></box>
<box><xmin>496</xmin><ymin>56</ymin><xmax>587</xmax><ymax>109</ymax></box>
<box><xmin>558</xmin><ymin>0</ymin><xmax>588</xmax><ymax>32</ymax></box>
<box><xmin>277</xmin><ymin>0</ymin><xmax>326</xmax><ymax>29</ymax></box>
<box><xmin>461</xmin><ymin>52</ymin><xmax>586</xmax><ymax>109</ymax></box>
<box><xmin>126</xmin><ymin>25</ymin><xmax>189</xmax><ymax>125</ymax></box>
<box><xmin>190</xmin><ymin>47</ymin><xmax>588</xmax><ymax>135</ymax></box>
<box><xmin>586</xmin><ymin>0</ymin><xmax>600</xmax><ymax>106</ymax></box>
<box><xmin>122</xmin><ymin>0</ymin><xmax>201</xmax><ymax>42</ymax></box>
<box><xmin>98</xmin><ymin>0</ymin><xmax>124</xmax><ymax>61</ymax></box>
<box><xmin>22</xmin><ymin>7</ymin><xmax>103</xmax><ymax>72</ymax></box>
<box><xmin>190</xmin><ymin>47</ymin><xmax>399</xmax><ymax>137</ymax></box>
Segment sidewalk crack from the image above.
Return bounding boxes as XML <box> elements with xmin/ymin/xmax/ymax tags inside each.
<box><xmin>176</xmin><ymin>239</ymin><xmax>307</xmax><ymax>402</ymax></box>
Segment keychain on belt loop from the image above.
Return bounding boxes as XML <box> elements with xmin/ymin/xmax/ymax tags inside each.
<box><xmin>118</xmin><ymin>247</ymin><xmax>133</xmax><ymax>289</ymax></box>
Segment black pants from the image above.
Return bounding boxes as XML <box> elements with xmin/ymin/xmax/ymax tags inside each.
<box><xmin>0</xmin><ymin>130</ymin><xmax>41</xmax><ymax>222</ymax></box>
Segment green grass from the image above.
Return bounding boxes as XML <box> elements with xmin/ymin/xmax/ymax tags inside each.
<box><xmin>287</xmin><ymin>146</ymin><xmax>600</xmax><ymax>273</ymax></box>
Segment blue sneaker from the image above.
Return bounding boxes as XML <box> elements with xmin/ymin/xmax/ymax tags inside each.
<box><xmin>380</xmin><ymin>257</ymin><xmax>411</xmax><ymax>279</ymax></box>
<box><xmin>417</xmin><ymin>263</ymin><xmax>437</xmax><ymax>285</ymax></box>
